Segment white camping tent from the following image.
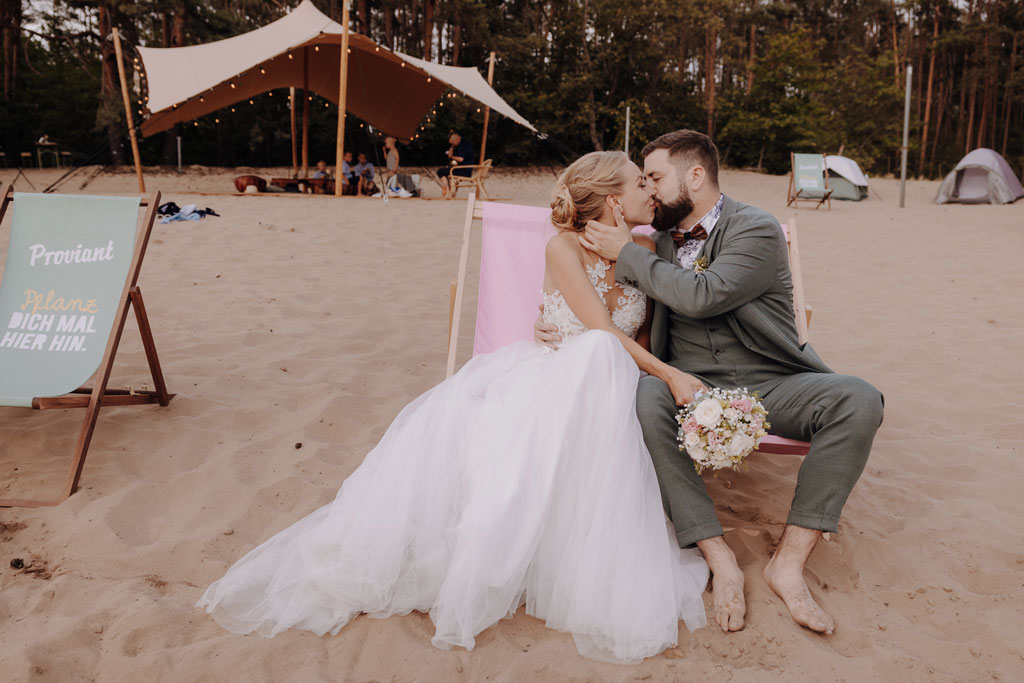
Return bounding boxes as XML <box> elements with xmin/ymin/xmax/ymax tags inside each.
<box><xmin>935</xmin><ymin>148</ymin><xmax>1024</xmax><ymax>204</ymax></box>
<box><xmin>825</xmin><ymin>155</ymin><xmax>869</xmax><ymax>201</ymax></box>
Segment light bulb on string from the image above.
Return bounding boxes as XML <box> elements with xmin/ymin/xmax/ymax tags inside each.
<box><xmin>260</xmin><ymin>67</ymin><xmax>266</xmax><ymax>74</ymax></box>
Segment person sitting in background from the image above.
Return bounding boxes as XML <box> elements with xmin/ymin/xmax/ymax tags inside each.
<box><xmin>333</xmin><ymin>152</ymin><xmax>357</xmax><ymax>195</ymax></box>
<box><xmin>354</xmin><ymin>153</ymin><xmax>376</xmax><ymax>196</ymax></box>
<box><xmin>438</xmin><ymin>132</ymin><xmax>476</xmax><ymax>197</ymax></box>
<box><xmin>312</xmin><ymin>159</ymin><xmax>332</xmax><ymax>179</ymax></box>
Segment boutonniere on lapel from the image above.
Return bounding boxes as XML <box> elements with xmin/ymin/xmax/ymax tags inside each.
<box><xmin>693</xmin><ymin>257</ymin><xmax>709</xmax><ymax>274</ymax></box>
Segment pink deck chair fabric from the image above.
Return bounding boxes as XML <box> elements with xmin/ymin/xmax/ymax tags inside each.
<box><xmin>470</xmin><ymin>203</ymin><xmax>808</xmax><ymax>456</ymax></box>
<box><xmin>472</xmin><ymin>203</ymin><xmax>557</xmax><ymax>356</ymax></box>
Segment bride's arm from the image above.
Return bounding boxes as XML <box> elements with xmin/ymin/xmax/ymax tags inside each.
<box><xmin>545</xmin><ymin>234</ymin><xmax>703</xmax><ymax>405</ymax></box>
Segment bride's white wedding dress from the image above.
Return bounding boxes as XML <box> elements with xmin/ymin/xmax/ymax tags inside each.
<box><xmin>197</xmin><ymin>257</ymin><xmax>709</xmax><ymax>664</ymax></box>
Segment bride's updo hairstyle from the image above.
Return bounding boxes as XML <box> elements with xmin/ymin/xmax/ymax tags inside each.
<box><xmin>550</xmin><ymin>151</ymin><xmax>630</xmax><ymax>232</ymax></box>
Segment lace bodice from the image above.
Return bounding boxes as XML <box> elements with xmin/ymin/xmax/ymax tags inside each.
<box><xmin>542</xmin><ymin>258</ymin><xmax>647</xmax><ymax>343</ymax></box>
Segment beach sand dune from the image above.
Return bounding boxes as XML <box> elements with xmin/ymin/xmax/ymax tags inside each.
<box><xmin>1</xmin><ymin>166</ymin><xmax>1022</xmax><ymax>681</ymax></box>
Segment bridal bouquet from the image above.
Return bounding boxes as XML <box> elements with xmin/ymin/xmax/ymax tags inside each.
<box><xmin>676</xmin><ymin>388</ymin><xmax>770</xmax><ymax>474</ymax></box>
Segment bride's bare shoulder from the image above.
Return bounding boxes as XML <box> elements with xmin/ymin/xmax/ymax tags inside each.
<box><xmin>632</xmin><ymin>233</ymin><xmax>656</xmax><ymax>252</ymax></box>
<box><xmin>545</xmin><ymin>230</ymin><xmax>583</xmax><ymax>260</ymax></box>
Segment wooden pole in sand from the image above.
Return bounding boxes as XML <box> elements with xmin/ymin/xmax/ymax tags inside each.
<box><xmin>478</xmin><ymin>51</ymin><xmax>496</xmax><ymax>163</ymax></box>
<box><xmin>290</xmin><ymin>87</ymin><xmax>298</xmax><ymax>176</ymax></box>
<box><xmin>112</xmin><ymin>28</ymin><xmax>145</xmax><ymax>193</ymax></box>
<box><xmin>302</xmin><ymin>47</ymin><xmax>310</xmax><ymax>179</ymax></box>
<box><xmin>334</xmin><ymin>2</ymin><xmax>351</xmax><ymax>197</ymax></box>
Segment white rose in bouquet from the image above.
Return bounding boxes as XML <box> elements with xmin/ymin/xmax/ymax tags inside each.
<box><xmin>693</xmin><ymin>398</ymin><xmax>724</xmax><ymax>428</ymax></box>
<box><xmin>728</xmin><ymin>433</ymin><xmax>756</xmax><ymax>457</ymax></box>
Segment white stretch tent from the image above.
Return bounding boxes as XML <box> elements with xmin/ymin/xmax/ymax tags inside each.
<box><xmin>825</xmin><ymin>155</ymin><xmax>869</xmax><ymax>201</ymax></box>
<box><xmin>935</xmin><ymin>148</ymin><xmax>1024</xmax><ymax>204</ymax></box>
<box><xmin>136</xmin><ymin>0</ymin><xmax>535</xmax><ymax>140</ymax></box>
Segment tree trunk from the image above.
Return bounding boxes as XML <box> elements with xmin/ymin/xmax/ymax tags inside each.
<box><xmin>965</xmin><ymin>80</ymin><xmax>977</xmax><ymax>155</ymax></box>
<box><xmin>384</xmin><ymin>3</ymin><xmax>394</xmax><ymax>48</ymax></box>
<box><xmin>955</xmin><ymin>51</ymin><xmax>967</xmax><ymax>150</ymax></box>
<box><xmin>357</xmin><ymin>0</ymin><xmax>368</xmax><ymax>33</ymax></box>
<box><xmin>918</xmin><ymin>9</ymin><xmax>937</xmax><ymax>178</ymax></box>
<box><xmin>890</xmin><ymin>0</ymin><xmax>900</xmax><ymax>88</ymax></box>
<box><xmin>976</xmin><ymin>30</ymin><xmax>990</xmax><ymax>149</ymax></box>
<box><xmin>423</xmin><ymin>0</ymin><xmax>434</xmax><ymax>60</ymax></box>
<box><xmin>452</xmin><ymin>15</ymin><xmax>461</xmax><ymax>65</ymax></box>
<box><xmin>930</xmin><ymin>64</ymin><xmax>949</xmax><ymax>173</ymax></box>
<box><xmin>705</xmin><ymin>23</ymin><xmax>717</xmax><ymax>137</ymax></box>
<box><xmin>746</xmin><ymin>23</ymin><xmax>755</xmax><ymax>95</ymax></box>
<box><xmin>1001</xmin><ymin>31</ymin><xmax>1018</xmax><ymax>156</ymax></box>
<box><xmin>98</xmin><ymin>4</ymin><xmax>126</xmax><ymax>165</ymax></box>
<box><xmin>1</xmin><ymin>0</ymin><xmax>22</xmax><ymax>103</ymax></box>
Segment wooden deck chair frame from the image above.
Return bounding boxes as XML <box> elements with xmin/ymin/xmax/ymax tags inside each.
<box><xmin>787</xmin><ymin>152</ymin><xmax>833</xmax><ymax>210</ymax></box>
<box><xmin>447</xmin><ymin>159</ymin><xmax>492</xmax><ymax>201</ymax></box>
<box><xmin>0</xmin><ymin>185</ymin><xmax>175</xmax><ymax>508</ymax></box>
<box><xmin>444</xmin><ymin>194</ymin><xmax>811</xmax><ymax>457</ymax></box>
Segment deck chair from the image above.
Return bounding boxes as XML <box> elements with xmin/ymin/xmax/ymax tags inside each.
<box><xmin>448</xmin><ymin>159</ymin><xmax>493</xmax><ymax>200</ymax></box>
<box><xmin>0</xmin><ymin>185</ymin><xmax>174</xmax><ymax>507</ymax></box>
<box><xmin>445</xmin><ymin>193</ymin><xmax>811</xmax><ymax>457</ymax></box>
<box><xmin>787</xmin><ymin>153</ymin><xmax>833</xmax><ymax>210</ymax></box>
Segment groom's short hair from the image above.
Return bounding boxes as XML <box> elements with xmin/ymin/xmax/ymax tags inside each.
<box><xmin>642</xmin><ymin>130</ymin><xmax>719</xmax><ymax>188</ymax></box>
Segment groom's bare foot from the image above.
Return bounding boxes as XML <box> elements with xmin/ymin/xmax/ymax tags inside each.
<box><xmin>763</xmin><ymin>526</ymin><xmax>835</xmax><ymax>634</ymax></box>
<box><xmin>697</xmin><ymin>536</ymin><xmax>746</xmax><ymax>632</ymax></box>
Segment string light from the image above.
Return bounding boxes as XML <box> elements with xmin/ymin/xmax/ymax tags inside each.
<box><xmin>231</xmin><ymin>107</ymin><xmax>236</xmax><ymax>112</ymax></box>
<box><xmin>288</xmin><ymin>53</ymin><xmax>293</xmax><ymax>59</ymax></box>
<box><xmin>401</xmin><ymin>62</ymin><xmax>406</xmax><ymax>67</ymax></box>
<box><xmin>215</xmin><ymin>118</ymin><xmax>220</xmax><ymax>123</ymax></box>
<box><xmin>230</xmin><ymin>82</ymin><xmax>236</xmax><ymax>89</ymax></box>
<box><xmin>268</xmin><ymin>91</ymin><xmax>273</xmax><ymax>96</ymax></box>
<box><xmin>260</xmin><ymin>67</ymin><xmax>266</xmax><ymax>74</ymax></box>
<box><xmin>249</xmin><ymin>99</ymin><xmax>254</xmax><ymax>104</ymax></box>
<box><xmin>200</xmin><ymin>96</ymin><xmax>205</xmax><ymax>102</ymax></box>
<box><xmin>315</xmin><ymin>45</ymin><xmax>320</xmax><ymax>52</ymax></box>
<box><xmin>427</xmin><ymin>77</ymin><xmax>431</xmax><ymax>83</ymax></box>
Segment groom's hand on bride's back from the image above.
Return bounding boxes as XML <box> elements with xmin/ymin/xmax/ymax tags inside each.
<box><xmin>534</xmin><ymin>304</ymin><xmax>562</xmax><ymax>349</ymax></box>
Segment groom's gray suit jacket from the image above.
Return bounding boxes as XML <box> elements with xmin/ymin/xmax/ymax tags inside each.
<box><xmin>616</xmin><ymin>194</ymin><xmax>832</xmax><ymax>375</ymax></box>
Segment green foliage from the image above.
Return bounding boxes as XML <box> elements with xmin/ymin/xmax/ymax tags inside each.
<box><xmin>2</xmin><ymin>0</ymin><xmax>1023</xmax><ymax>178</ymax></box>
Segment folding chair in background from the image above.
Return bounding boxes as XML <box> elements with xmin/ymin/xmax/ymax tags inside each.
<box><xmin>447</xmin><ymin>159</ymin><xmax>493</xmax><ymax>201</ymax></box>
<box><xmin>0</xmin><ymin>185</ymin><xmax>174</xmax><ymax>507</ymax></box>
<box><xmin>445</xmin><ymin>193</ymin><xmax>811</xmax><ymax>457</ymax></box>
<box><xmin>787</xmin><ymin>153</ymin><xmax>833</xmax><ymax>210</ymax></box>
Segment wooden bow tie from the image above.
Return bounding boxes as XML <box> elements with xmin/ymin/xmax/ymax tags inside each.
<box><xmin>671</xmin><ymin>223</ymin><xmax>708</xmax><ymax>245</ymax></box>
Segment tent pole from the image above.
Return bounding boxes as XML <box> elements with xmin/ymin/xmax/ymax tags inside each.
<box><xmin>334</xmin><ymin>2</ymin><xmax>350</xmax><ymax>197</ymax></box>
<box><xmin>112</xmin><ymin>28</ymin><xmax>145</xmax><ymax>193</ymax></box>
<box><xmin>479</xmin><ymin>51</ymin><xmax>495</xmax><ymax>163</ymax></box>
<box><xmin>290</xmin><ymin>87</ymin><xmax>298</xmax><ymax>177</ymax></box>
<box><xmin>302</xmin><ymin>47</ymin><xmax>310</xmax><ymax>179</ymax></box>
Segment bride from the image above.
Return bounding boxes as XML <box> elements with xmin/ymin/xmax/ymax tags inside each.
<box><xmin>197</xmin><ymin>151</ymin><xmax>710</xmax><ymax>664</ymax></box>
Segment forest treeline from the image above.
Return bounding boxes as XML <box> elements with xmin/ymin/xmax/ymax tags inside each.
<box><xmin>1</xmin><ymin>0</ymin><xmax>1022</xmax><ymax>178</ymax></box>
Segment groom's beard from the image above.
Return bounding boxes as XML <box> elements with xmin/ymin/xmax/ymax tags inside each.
<box><xmin>651</xmin><ymin>186</ymin><xmax>695</xmax><ymax>232</ymax></box>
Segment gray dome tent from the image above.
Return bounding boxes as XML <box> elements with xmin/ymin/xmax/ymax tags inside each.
<box><xmin>935</xmin><ymin>148</ymin><xmax>1024</xmax><ymax>204</ymax></box>
<box><xmin>825</xmin><ymin>155</ymin><xmax>869</xmax><ymax>201</ymax></box>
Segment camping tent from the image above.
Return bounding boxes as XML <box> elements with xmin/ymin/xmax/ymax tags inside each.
<box><xmin>825</xmin><ymin>155</ymin><xmax>869</xmax><ymax>201</ymax></box>
<box><xmin>935</xmin><ymin>148</ymin><xmax>1024</xmax><ymax>204</ymax></box>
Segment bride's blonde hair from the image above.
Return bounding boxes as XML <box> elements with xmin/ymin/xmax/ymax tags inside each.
<box><xmin>550</xmin><ymin>151</ymin><xmax>630</xmax><ymax>232</ymax></box>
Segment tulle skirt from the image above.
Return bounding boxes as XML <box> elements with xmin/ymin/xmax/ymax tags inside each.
<box><xmin>197</xmin><ymin>330</ymin><xmax>709</xmax><ymax>663</ymax></box>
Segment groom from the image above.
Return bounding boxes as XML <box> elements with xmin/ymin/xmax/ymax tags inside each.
<box><xmin>540</xmin><ymin>130</ymin><xmax>883</xmax><ymax>635</ymax></box>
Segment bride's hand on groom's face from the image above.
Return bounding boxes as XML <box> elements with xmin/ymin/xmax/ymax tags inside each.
<box><xmin>665</xmin><ymin>368</ymin><xmax>707</xmax><ymax>406</ymax></box>
<box><xmin>579</xmin><ymin>210</ymin><xmax>630</xmax><ymax>260</ymax></box>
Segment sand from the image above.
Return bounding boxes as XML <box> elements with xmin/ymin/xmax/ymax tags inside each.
<box><xmin>1</xmin><ymin>163</ymin><xmax>1022</xmax><ymax>682</ymax></box>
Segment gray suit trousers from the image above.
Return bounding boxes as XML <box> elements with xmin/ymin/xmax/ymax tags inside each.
<box><xmin>637</xmin><ymin>369</ymin><xmax>884</xmax><ymax>548</ymax></box>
